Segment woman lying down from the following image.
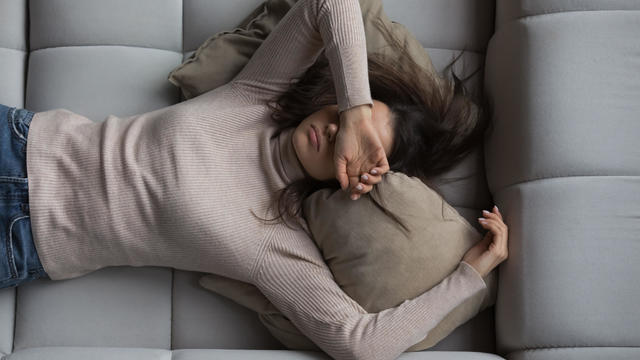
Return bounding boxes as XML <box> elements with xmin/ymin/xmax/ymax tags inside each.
<box><xmin>0</xmin><ymin>0</ymin><xmax>508</xmax><ymax>359</ymax></box>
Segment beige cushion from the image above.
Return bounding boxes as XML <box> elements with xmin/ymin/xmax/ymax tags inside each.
<box><xmin>200</xmin><ymin>172</ymin><xmax>498</xmax><ymax>351</ymax></box>
<box><xmin>168</xmin><ymin>0</ymin><xmax>296</xmax><ymax>99</ymax></box>
<box><xmin>168</xmin><ymin>0</ymin><xmax>445</xmax><ymax>100</ymax></box>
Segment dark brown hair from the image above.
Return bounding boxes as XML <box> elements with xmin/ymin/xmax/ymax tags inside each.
<box><xmin>252</xmin><ymin>17</ymin><xmax>492</xmax><ymax>236</ymax></box>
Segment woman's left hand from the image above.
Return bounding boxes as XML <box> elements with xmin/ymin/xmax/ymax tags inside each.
<box><xmin>334</xmin><ymin>104</ymin><xmax>390</xmax><ymax>200</ymax></box>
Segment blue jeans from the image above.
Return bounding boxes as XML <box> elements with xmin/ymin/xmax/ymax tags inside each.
<box><xmin>0</xmin><ymin>104</ymin><xmax>49</xmax><ymax>288</ymax></box>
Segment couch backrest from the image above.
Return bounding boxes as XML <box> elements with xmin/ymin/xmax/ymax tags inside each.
<box><xmin>485</xmin><ymin>1</ymin><xmax>640</xmax><ymax>359</ymax></box>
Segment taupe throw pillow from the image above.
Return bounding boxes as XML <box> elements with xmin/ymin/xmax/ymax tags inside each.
<box><xmin>200</xmin><ymin>172</ymin><xmax>498</xmax><ymax>351</ymax></box>
<box><xmin>168</xmin><ymin>0</ymin><xmax>297</xmax><ymax>99</ymax></box>
<box><xmin>168</xmin><ymin>0</ymin><xmax>444</xmax><ymax>100</ymax></box>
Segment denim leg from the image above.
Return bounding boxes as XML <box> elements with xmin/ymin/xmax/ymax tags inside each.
<box><xmin>0</xmin><ymin>104</ymin><xmax>49</xmax><ymax>288</ymax></box>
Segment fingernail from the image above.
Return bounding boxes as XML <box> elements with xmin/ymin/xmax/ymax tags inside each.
<box><xmin>361</xmin><ymin>174</ymin><xmax>368</xmax><ymax>181</ymax></box>
<box><xmin>371</xmin><ymin>169</ymin><xmax>378</xmax><ymax>175</ymax></box>
<box><xmin>482</xmin><ymin>210</ymin><xmax>490</xmax><ymax>215</ymax></box>
<box><xmin>494</xmin><ymin>205</ymin><xmax>499</xmax><ymax>211</ymax></box>
<box><xmin>356</xmin><ymin>184</ymin><xmax>363</xmax><ymax>190</ymax></box>
<box><xmin>351</xmin><ymin>194</ymin><xmax>357</xmax><ymax>200</ymax></box>
<box><xmin>478</xmin><ymin>217</ymin><xmax>486</xmax><ymax>222</ymax></box>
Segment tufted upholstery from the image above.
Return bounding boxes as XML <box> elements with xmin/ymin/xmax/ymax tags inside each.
<box><xmin>0</xmin><ymin>0</ymin><xmax>637</xmax><ymax>359</ymax></box>
<box><xmin>485</xmin><ymin>1</ymin><xmax>640</xmax><ymax>359</ymax></box>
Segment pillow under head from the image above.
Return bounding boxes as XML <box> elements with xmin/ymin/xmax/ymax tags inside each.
<box><xmin>301</xmin><ymin>170</ymin><xmax>497</xmax><ymax>350</ymax></box>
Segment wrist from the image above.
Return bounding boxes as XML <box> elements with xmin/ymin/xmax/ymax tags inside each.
<box><xmin>339</xmin><ymin>103</ymin><xmax>372</xmax><ymax>122</ymax></box>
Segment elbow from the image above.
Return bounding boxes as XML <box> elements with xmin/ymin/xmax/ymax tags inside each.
<box><xmin>350</xmin><ymin>346</ymin><xmax>370</xmax><ymax>360</ymax></box>
<box><xmin>350</xmin><ymin>345</ymin><xmax>393</xmax><ymax>360</ymax></box>
<box><xmin>325</xmin><ymin>334</ymin><xmax>371</xmax><ymax>360</ymax></box>
<box><xmin>341</xmin><ymin>317</ymin><xmax>401</xmax><ymax>360</ymax></box>
<box><xmin>322</xmin><ymin>326</ymin><xmax>374</xmax><ymax>360</ymax></box>
<box><xmin>353</xmin><ymin>349</ymin><xmax>405</xmax><ymax>360</ymax></box>
<box><xmin>346</xmin><ymin>336</ymin><xmax>389</xmax><ymax>360</ymax></box>
<box><xmin>321</xmin><ymin>314</ymin><xmax>400</xmax><ymax>360</ymax></box>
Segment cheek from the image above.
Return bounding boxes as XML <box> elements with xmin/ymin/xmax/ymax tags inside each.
<box><xmin>293</xmin><ymin>130</ymin><xmax>307</xmax><ymax>163</ymax></box>
<box><xmin>323</xmin><ymin>148</ymin><xmax>335</xmax><ymax>177</ymax></box>
<box><xmin>294</xmin><ymin>129</ymin><xmax>318</xmax><ymax>171</ymax></box>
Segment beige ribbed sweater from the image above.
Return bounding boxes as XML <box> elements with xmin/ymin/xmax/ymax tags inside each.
<box><xmin>25</xmin><ymin>0</ymin><xmax>487</xmax><ymax>358</ymax></box>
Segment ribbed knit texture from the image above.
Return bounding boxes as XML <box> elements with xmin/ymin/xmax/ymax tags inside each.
<box><xmin>25</xmin><ymin>0</ymin><xmax>487</xmax><ymax>358</ymax></box>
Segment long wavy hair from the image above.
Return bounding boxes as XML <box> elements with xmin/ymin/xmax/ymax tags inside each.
<box><xmin>252</xmin><ymin>16</ymin><xmax>493</xmax><ymax>236</ymax></box>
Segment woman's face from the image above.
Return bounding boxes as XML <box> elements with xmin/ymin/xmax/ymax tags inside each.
<box><xmin>292</xmin><ymin>100</ymin><xmax>394</xmax><ymax>181</ymax></box>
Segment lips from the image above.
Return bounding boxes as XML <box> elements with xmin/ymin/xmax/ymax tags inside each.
<box><xmin>310</xmin><ymin>125</ymin><xmax>321</xmax><ymax>152</ymax></box>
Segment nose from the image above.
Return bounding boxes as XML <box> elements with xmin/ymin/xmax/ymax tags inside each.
<box><xmin>326</xmin><ymin>123</ymin><xmax>338</xmax><ymax>143</ymax></box>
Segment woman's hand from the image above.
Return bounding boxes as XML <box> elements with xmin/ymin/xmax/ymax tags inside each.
<box><xmin>462</xmin><ymin>205</ymin><xmax>509</xmax><ymax>278</ymax></box>
<box><xmin>334</xmin><ymin>104</ymin><xmax>390</xmax><ymax>200</ymax></box>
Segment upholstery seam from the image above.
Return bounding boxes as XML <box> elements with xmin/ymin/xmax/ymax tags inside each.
<box><xmin>513</xmin><ymin>8</ymin><xmax>640</xmax><ymax>23</ymax></box>
<box><xmin>505</xmin><ymin>344</ymin><xmax>640</xmax><ymax>358</ymax></box>
<box><xmin>499</xmin><ymin>174</ymin><xmax>640</xmax><ymax>192</ymax></box>
<box><xmin>0</xmin><ymin>47</ymin><xmax>27</xmax><ymax>54</ymax></box>
<box><xmin>25</xmin><ymin>0</ymin><xmax>31</xmax><ymax>104</ymax></box>
<box><xmin>29</xmin><ymin>44</ymin><xmax>183</xmax><ymax>55</ymax></box>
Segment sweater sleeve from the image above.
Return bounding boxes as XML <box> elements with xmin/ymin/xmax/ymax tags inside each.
<box><xmin>230</xmin><ymin>0</ymin><xmax>373</xmax><ymax>114</ymax></box>
<box><xmin>251</xmin><ymin>228</ymin><xmax>488</xmax><ymax>360</ymax></box>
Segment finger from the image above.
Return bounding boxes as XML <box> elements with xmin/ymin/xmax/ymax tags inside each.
<box><xmin>493</xmin><ymin>205</ymin><xmax>503</xmax><ymax>221</ymax></box>
<box><xmin>369</xmin><ymin>165</ymin><xmax>385</xmax><ymax>176</ymax></box>
<box><xmin>362</xmin><ymin>159</ymin><xmax>386</xmax><ymax>184</ymax></box>
<box><xmin>348</xmin><ymin>175</ymin><xmax>361</xmax><ymax>192</ymax></box>
<box><xmin>479</xmin><ymin>218</ymin><xmax>507</xmax><ymax>250</ymax></box>
<box><xmin>482</xmin><ymin>209</ymin><xmax>500</xmax><ymax>220</ymax></box>
<box><xmin>478</xmin><ymin>217</ymin><xmax>499</xmax><ymax>233</ymax></box>
<box><xmin>369</xmin><ymin>166</ymin><xmax>388</xmax><ymax>178</ymax></box>
<box><xmin>335</xmin><ymin>159</ymin><xmax>349</xmax><ymax>191</ymax></box>
<box><xmin>360</xmin><ymin>172</ymin><xmax>382</xmax><ymax>185</ymax></box>
<box><xmin>371</xmin><ymin>155</ymin><xmax>390</xmax><ymax>176</ymax></box>
<box><xmin>352</xmin><ymin>182</ymin><xmax>373</xmax><ymax>195</ymax></box>
<box><xmin>482</xmin><ymin>209</ymin><xmax>506</xmax><ymax>228</ymax></box>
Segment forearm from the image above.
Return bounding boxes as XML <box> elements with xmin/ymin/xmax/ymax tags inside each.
<box><xmin>231</xmin><ymin>0</ymin><xmax>374</xmax><ymax>111</ymax></box>
<box><xmin>256</xmin><ymin>239</ymin><xmax>487</xmax><ymax>360</ymax></box>
<box><xmin>319</xmin><ymin>0</ymin><xmax>373</xmax><ymax>113</ymax></box>
<box><xmin>344</xmin><ymin>261</ymin><xmax>486</xmax><ymax>360</ymax></box>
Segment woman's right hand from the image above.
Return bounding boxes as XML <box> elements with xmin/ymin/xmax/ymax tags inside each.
<box><xmin>334</xmin><ymin>104</ymin><xmax>390</xmax><ymax>200</ymax></box>
<box><xmin>462</xmin><ymin>205</ymin><xmax>509</xmax><ymax>278</ymax></box>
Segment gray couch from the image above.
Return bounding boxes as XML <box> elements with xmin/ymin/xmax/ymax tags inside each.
<box><xmin>1</xmin><ymin>0</ymin><xmax>638</xmax><ymax>359</ymax></box>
